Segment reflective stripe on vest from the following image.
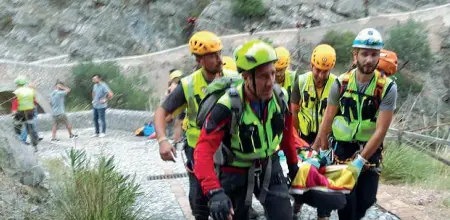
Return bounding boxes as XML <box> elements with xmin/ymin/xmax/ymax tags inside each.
<box><xmin>332</xmin><ymin>69</ymin><xmax>392</xmax><ymax>142</ymax></box>
<box><xmin>14</xmin><ymin>87</ymin><xmax>35</xmax><ymax>111</ymax></box>
<box><xmin>217</xmin><ymin>83</ymin><xmax>285</xmax><ymax>167</ymax></box>
<box><xmin>297</xmin><ymin>71</ymin><xmax>336</xmax><ymax>136</ymax></box>
<box><xmin>181</xmin><ymin>69</ymin><xmax>209</xmax><ymax>148</ymax></box>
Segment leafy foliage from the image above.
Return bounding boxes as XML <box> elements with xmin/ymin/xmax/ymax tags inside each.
<box><xmin>231</xmin><ymin>0</ymin><xmax>267</xmax><ymax>18</ymax></box>
<box><xmin>67</xmin><ymin>62</ymin><xmax>155</xmax><ymax>111</ymax></box>
<box><xmin>385</xmin><ymin>20</ymin><xmax>432</xmax><ymax>71</ymax></box>
<box><xmin>321</xmin><ymin>30</ymin><xmax>356</xmax><ymax>67</ymax></box>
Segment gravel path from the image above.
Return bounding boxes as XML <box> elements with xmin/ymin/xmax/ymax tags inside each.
<box><xmin>36</xmin><ymin>128</ymin><xmax>399</xmax><ymax>220</ymax></box>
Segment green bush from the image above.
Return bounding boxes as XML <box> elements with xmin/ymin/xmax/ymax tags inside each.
<box><xmin>390</xmin><ymin>72</ymin><xmax>423</xmax><ymax>102</ymax></box>
<box><xmin>321</xmin><ymin>30</ymin><xmax>356</xmax><ymax>68</ymax></box>
<box><xmin>232</xmin><ymin>0</ymin><xmax>267</xmax><ymax>18</ymax></box>
<box><xmin>381</xmin><ymin>143</ymin><xmax>449</xmax><ymax>189</ymax></box>
<box><xmin>67</xmin><ymin>62</ymin><xmax>155</xmax><ymax>111</ymax></box>
<box><xmin>56</xmin><ymin>149</ymin><xmax>143</xmax><ymax>220</ymax></box>
<box><xmin>385</xmin><ymin>20</ymin><xmax>432</xmax><ymax>71</ymax></box>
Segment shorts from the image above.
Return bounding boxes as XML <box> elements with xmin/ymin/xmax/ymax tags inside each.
<box><xmin>53</xmin><ymin>114</ymin><xmax>69</xmax><ymax>126</ymax></box>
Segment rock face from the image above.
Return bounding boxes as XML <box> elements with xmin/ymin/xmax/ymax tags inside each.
<box><xmin>0</xmin><ymin>0</ymin><xmax>200</xmax><ymax>61</ymax></box>
<box><xmin>195</xmin><ymin>0</ymin><xmax>450</xmax><ymax>37</ymax></box>
<box><xmin>1</xmin><ymin>0</ymin><xmax>449</xmax><ymax>62</ymax></box>
<box><xmin>0</xmin><ymin>117</ymin><xmax>45</xmax><ymax>187</ymax></box>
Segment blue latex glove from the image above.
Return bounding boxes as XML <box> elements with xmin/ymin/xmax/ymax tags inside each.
<box><xmin>278</xmin><ymin>150</ymin><xmax>286</xmax><ymax>160</ymax></box>
<box><xmin>351</xmin><ymin>154</ymin><xmax>367</xmax><ymax>175</ymax></box>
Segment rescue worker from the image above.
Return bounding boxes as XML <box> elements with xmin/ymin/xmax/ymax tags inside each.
<box><xmin>154</xmin><ymin>31</ymin><xmax>224</xmax><ymax>220</ymax></box>
<box><xmin>290</xmin><ymin>44</ymin><xmax>337</xmax><ymax>219</ymax></box>
<box><xmin>274</xmin><ymin>47</ymin><xmax>297</xmax><ymax>100</ymax></box>
<box><xmin>313</xmin><ymin>28</ymin><xmax>397</xmax><ymax>220</ymax></box>
<box><xmin>11</xmin><ymin>76</ymin><xmax>39</xmax><ymax>151</ymax></box>
<box><xmin>166</xmin><ymin>69</ymin><xmax>185</xmax><ymax>142</ymax></box>
<box><xmin>291</xmin><ymin>44</ymin><xmax>337</xmax><ymax>144</ymax></box>
<box><xmin>194</xmin><ymin>40</ymin><xmax>304</xmax><ymax>220</ymax></box>
<box><xmin>223</xmin><ymin>55</ymin><xmax>258</xmax><ymax>219</ymax></box>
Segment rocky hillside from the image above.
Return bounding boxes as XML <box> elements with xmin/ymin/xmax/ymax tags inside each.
<box><xmin>0</xmin><ymin>0</ymin><xmax>449</xmax><ymax>61</ymax></box>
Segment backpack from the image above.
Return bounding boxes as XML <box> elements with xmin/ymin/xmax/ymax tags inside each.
<box><xmin>196</xmin><ymin>75</ymin><xmax>289</xmax><ymax>165</ymax></box>
<box><xmin>196</xmin><ymin>75</ymin><xmax>289</xmax><ymax>134</ymax></box>
<box><xmin>378</xmin><ymin>49</ymin><xmax>398</xmax><ymax>77</ymax></box>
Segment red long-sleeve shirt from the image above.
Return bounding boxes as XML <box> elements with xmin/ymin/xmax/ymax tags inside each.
<box><xmin>194</xmin><ymin>101</ymin><xmax>308</xmax><ymax>195</ymax></box>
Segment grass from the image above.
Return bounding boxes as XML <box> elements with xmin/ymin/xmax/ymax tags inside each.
<box><xmin>43</xmin><ymin>158</ymin><xmax>68</xmax><ymax>180</ymax></box>
<box><xmin>52</xmin><ymin>149</ymin><xmax>143</xmax><ymax>220</ymax></box>
<box><xmin>381</xmin><ymin>142</ymin><xmax>450</xmax><ymax>190</ymax></box>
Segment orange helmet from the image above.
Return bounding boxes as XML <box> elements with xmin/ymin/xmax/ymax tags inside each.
<box><xmin>189</xmin><ymin>31</ymin><xmax>223</xmax><ymax>55</ymax></box>
<box><xmin>311</xmin><ymin>44</ymin><xmax>336</xmax><ymax>70</ymax></box>
<box><xmin>377</xmin><ymin>49</ymin><xmax>398</xmax><ymax>76</ymax></box>
<box><xmin>275</xmin><ymin>47</ymin><xmax>290</xmax><ymax>69</ymax></box>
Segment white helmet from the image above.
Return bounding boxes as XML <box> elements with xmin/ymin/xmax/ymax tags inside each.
<box><xmin>352</xmin><ymin>28</ymin><xmax>384</xmax><ymax>50</ymax></box>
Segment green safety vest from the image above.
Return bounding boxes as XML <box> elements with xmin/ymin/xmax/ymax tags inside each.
<box><xmin>332</xmin><ymin>69</ymin><xmax>393</xmax><ymax>142</ymax></box>
<box><xmin>13</xmin><ymin>87</ymin><xmax>35</xmax><ymax>111</ymax></box>
<box><xmin>297</xmin><ymin>71</ymin><xmax>336</xmax><ymax>137</ymax></box>
<box><xmin>223</xmin><ymin>69</ymin><xmax>238</xmax><ymax>77</ymax></box>
<box><xmin>181</xmin><ymin>69</ymin><xmax>210</xmax><ymax>148</ymax></box>
<box><xmin>216</xmin><ymin>83</ymin><xmax>287</xmax><ymax>167</ymax></box>
<box><xmin>280</xmin><ymin>70</ymin><xmax>296</xmax><ymax>98</ymax></box>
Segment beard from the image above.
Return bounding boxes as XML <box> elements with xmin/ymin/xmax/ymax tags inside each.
<box><xmin>356</xmin><ymin>60</ymin><xmax>378</xmax><ymax>75</ymax></box>
<box><xmin>275</xmin><ymin>74</ymin><xmax>285</xmax><ymax>84</ymax></box>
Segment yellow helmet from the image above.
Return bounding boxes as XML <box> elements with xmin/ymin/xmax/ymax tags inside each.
<box><xmin>189</xmin><ymin>31</ymin><xmax>223</xmax><ymax>55</ymax></box>
<box><xmin>169</xmin><ymin>70</ymin><xmax>183</xmax><ymax>80</ymax></box>
<box><xmin>222</xmin><ymin>56</ymin><xmax>237</xmax><ymax>71</ymax></box>
<box><xmin>275</xmin><ymin>47</ymin><xmax>290</xmax><ymax>70</ymax></box>
<box><xmin>311</xmin><ymin>44</ymin><xmax>336</xmax><ymax>70</ymax></box>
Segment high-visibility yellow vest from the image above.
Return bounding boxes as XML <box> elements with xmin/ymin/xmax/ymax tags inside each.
<box><xmin>13</xmin><ymin>87</ymin><xmax>35</xmax><ymax>111</ymax></box>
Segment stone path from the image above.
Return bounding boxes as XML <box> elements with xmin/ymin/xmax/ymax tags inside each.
<box><xmin>36</xmin><ymin>128</ymin><xmax>400</xmax><ymax>220</ymax></box>
<box><xmin>377</xmin><ymin>187</ymin><xmax>434</xmax><ymax>220</ymax></box>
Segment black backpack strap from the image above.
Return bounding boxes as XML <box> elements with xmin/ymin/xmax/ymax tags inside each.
<box><xmin>228</xmin><ymin>87</ymin><xmax>243</xmax><ymax>135</ymax></box>
<box><xmin>272</xmin><ymin>83</ymin><xmax>288</xmax><ymax>115</ymax></box>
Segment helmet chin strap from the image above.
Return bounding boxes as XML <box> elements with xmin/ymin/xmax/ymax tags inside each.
<box><xmin>250</xmin><ymin>70</ymin><xmax>266</xmax><ymax>120</ymax></box>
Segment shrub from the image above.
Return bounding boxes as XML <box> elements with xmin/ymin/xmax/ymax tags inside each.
<box><xmin>231</xmin><ymin>0</ymin><xmax>267</xmax><ymax>18</ymax></box>
<box><xmin>385</xmin><ymin>20</ymin><xmax>432</xmax><ymax>71</ymax></box>
<box><xmin>321</xmin><ymin>30</ymin><xmax>356</xmax><ymax>68</ymax></box>
<box><xmin>55</xmin><ymin>149</ymin><xmax>143</xmax><ymax>220</ymax></box>
<box><xmin>66</xmin><ymin>62</ymin><xmax>154</xmax><ymax>111</ymax></box>
<box><xmin>381</xmin><ymin>142</ymin><xmax>449</xmax><ymax>189</ymax></box>
<box><xmin>390</xmin><ymin>72</ymin><xmax>423</xmax><ymax>102</ymax></box>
